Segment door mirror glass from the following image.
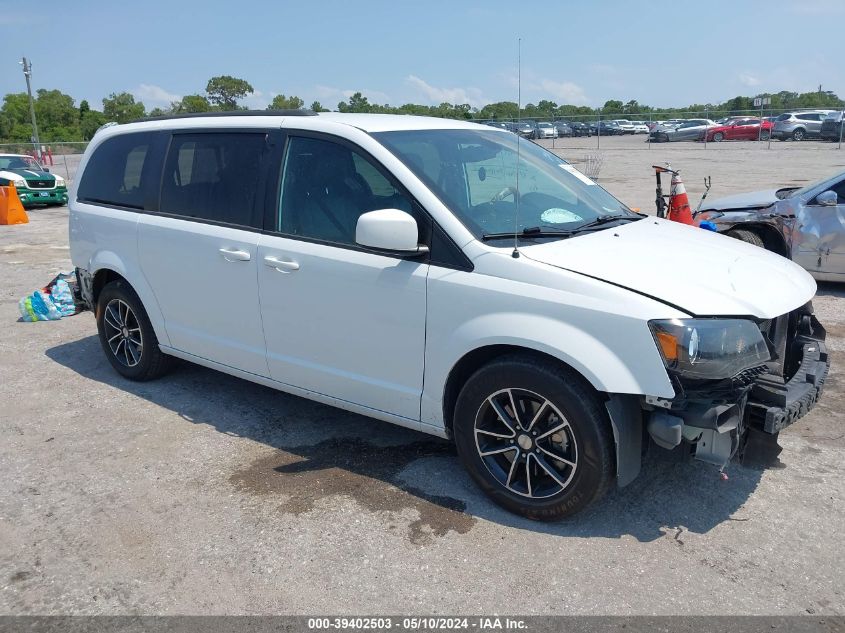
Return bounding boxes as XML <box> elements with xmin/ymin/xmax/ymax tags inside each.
<box><xmin>816</xmin><ymin>190</ymin><xmax>838</xmax><ymax>207</ymax></box>
<box><xmin>356</xmin><ymin>209</ymin><xmax>425</xmax><ymax>253</ymax></box>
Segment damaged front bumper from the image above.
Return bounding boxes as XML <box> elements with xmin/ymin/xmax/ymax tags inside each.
<box><xmin>642</xmin><ymin>306</ymin><xmax>830</xmax><ymax>468</ymax></box>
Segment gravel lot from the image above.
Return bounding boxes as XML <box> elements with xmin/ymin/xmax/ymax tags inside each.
<box><xmin>1</xmin><ymin>139</ymin><xmax>844</xmax><ymax>615</ymax></box>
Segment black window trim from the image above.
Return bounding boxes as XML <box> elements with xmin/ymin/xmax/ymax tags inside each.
<box><xmin>153</xmin><ymin>127</ymin><xmax>277</xmax><ymax>233</ymax></box>
<box><xmin>265</xmin><ymin>128</ymin><xmax>473</xmax><ymax>272</ymax></box>
<box><xmin>76</xmin><ymin>130</ymin><xmax>163</xmax><ymax>212</ymax></box>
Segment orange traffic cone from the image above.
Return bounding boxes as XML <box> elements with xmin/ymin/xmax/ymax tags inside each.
<box><xmin>0</xmin><ymin>183</ymin><xmax>29</xmax><ymax>225</ymax></box>
<box><xmin>667</xmin><ymin>171</ymin><xmax>694</xmax><ymax>226</ymax></box>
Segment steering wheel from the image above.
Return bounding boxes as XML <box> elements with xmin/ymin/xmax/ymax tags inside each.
<box><xmin>491</xmin><ymin>186</ymin><xmax>518</xmax><ymax>203</ymax></box>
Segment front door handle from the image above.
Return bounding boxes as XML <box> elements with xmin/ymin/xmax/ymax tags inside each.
<box><xmin>219</xmin><ymin>248</ymin><xmax>251</xmax><ymax>262</ymax></box>
<box><xmin>264</xmin><ymin>255</ymin><xmax>300</xmax><ymax>272</ymax></box>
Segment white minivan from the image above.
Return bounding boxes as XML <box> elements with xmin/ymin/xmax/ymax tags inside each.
<box><xmin>69</xmin><ymin>111</ymin><xmax>829</xmax><ymax>519</ymax></box>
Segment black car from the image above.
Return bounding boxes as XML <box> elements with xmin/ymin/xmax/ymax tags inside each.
<box><xmin>820</xmin><ymin>112</ymin><xmax>844</xmax><ymax>142</ymax></box>
<box><xmin>514</xmin><ymin>121</ymin><xmax>538</xmax><ymax>139</ymax></box>
<box><xmin>596</xmin><ymin>121</ymin><xmax>622</xmax><ymax>136</ymax></box>
<box><xmin>567</xmin><ymin>121</ymin><xmax>592</xmax><ymax>137</ymax></box>
<box><xmin>554</xmin><ymin>122</ymin><xmax>573</xmax><ymax>137</ymax></box>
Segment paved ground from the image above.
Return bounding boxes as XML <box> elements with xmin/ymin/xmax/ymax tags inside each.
<box><xmin>1</xmin><ymin>142</ymin><xmax>844</xmax><ymax>615</ymax></box>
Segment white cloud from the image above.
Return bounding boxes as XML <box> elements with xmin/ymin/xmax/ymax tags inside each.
<box><xmin>134</xmin><ymin>84</ymin><xmax>181</xmax><ymax>106</ymax></box>
<box><xmin>241</xmin><ymin>89</ymin><xmax>267</xmax><ymax>109</ymax></box>
<box><xmin>537</xmin><ymin>79</ymin><xmax>589</xmax><ymax>105</ymax></box>
<box><xmin>738</xmin><ymin>72</ymin><xmax>761</xmax><ymax>87</ymax></box>
<box><xmin>405</xmin><ymin>75</ymin><xmax>486</xmax><ymax>107</ymax></box>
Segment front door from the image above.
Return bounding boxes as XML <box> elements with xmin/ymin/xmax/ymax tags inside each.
<box><xmin>137</xmin><ymin>131</ymin><xmax>273</xmax><ymax>376</ymax></box>
<box><xmin>793</xmin><ymin>178</ymin><xmax>845</xmax><ymax>277</ymax></box>
<box><xmin>257</xmin><ymin>134</ymin><xmax>428</xmax><ymax>419</ymax></box>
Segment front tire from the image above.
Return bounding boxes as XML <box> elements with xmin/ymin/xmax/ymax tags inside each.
<box><xmin>713</xmin><ymin>132</ymin><xmax>724</xmax><ymax>142</ymax></box>
<box><xmin>96</xmin><ymin>280</ymin><xmax>174</xmax><ymax>381</ymax></box>
<box><xmin>453</xmin><ymin>355</ymin><xmax>615</xmax><ymax>520</ymax></box>
<box><xmin>792</xmin><ymin>128</ymin><xmax>806</xmax><ymax>141</ymax></box>
<box><xmin>727</xmin><ymin>229</ymin><xmax>765</xmax><ymax>249</ymax></box>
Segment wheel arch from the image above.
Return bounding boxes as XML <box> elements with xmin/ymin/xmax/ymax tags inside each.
<box><xmin>440</xmin><ymin>344</ymin><xmax>644</xmax><ymax>489</ymax></box>
<box><xmin>727</xmin><ymin>223</ymin><xmax>789</xmax><ymax>258</ymax></box>
<box><xmin>87</xmin><ymin>254</ymin><xmax>170</xmax><ymax>347</ymax></box>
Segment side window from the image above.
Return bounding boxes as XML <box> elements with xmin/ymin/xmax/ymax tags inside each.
<box><xmin>797</xmin><ymin>113</ymin><xmax>818</xmax><ymax>121</ymax></box>
<box><xmin>278</xmin><ymin>136</ymin><xmax>414</xmax><ymax>245</ymax></box>
<box><xmin>77</xmin><ymin>132</ymin><xmax>155</xmax><ymax>209</ymax></box>
<box><xmin>159</xmin><ymin>132</ymin><xmax>267</xmax><ymax>227</ymax></box>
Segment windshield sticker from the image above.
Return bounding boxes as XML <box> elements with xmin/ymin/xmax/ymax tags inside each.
<box><xmin>559</xmin><ymin>164</ymin><xmax>597</xmax><ymax>186</ymax></box>
<box><xmin>540</xmin><ymin>208</ymin><xmax>583</xmax><ymax>224</ymax></box>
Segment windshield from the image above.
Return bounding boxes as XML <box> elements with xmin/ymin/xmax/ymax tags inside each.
<box><xmin>373</xmin><ymin>128</ymin><xmax>635</xmax><ymax>240</ymax></box>
<box><xmin>0</xmin><ymin>155</ymin><xmax>42</xmax><ymax>170</ymax></box>
<box><xmin>787</xmin><ymin>170</ymin><xmax>845</xmax><ymax>198</ymax></box>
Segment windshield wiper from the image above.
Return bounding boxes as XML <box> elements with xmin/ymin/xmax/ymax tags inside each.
<box><xmin>568</xmin><ymin>214</ymin><xmax>641</xmax><ymax>233</ymax></box>
<box><xmin>481</xmin><ymin>226</ymin><xmax>575</xmax><ymax>241</ymax></box>
<box><xmin>481</xmin><ymin>216</ymin><xmax>640</xmax><ymax>241</ymax></box>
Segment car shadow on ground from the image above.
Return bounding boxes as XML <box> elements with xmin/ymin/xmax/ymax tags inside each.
<box><xmin>46</xmin><ymin>335</ymin><xmax>767</xmax><ymax>544</ymax></box>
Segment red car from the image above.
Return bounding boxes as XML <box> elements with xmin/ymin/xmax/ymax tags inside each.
<box><xmin>705</xmin><ymin>118</ymin><xmax>773</xmax><ymax>142</ymax></box>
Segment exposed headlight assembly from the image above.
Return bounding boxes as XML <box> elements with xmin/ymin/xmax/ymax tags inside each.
<box><xmin>13</xmin><ymin>178</ymin><xmax>26</xmax><ymax>189</ymax></box>
<box><xmin>55</xmin><ymin>176</ymin><xmax>66</xmax><ymax>187</ymax></box>
<box><xmin>649</xmin><ymin>318</ymin><xmax>770</xmax><ymax>380</ymax></box>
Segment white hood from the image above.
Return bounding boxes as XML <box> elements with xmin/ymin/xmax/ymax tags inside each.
<box><xmin>520</xmin><ymin>217</ymin><xmax>816</xmax><ymax>319</ymax></box>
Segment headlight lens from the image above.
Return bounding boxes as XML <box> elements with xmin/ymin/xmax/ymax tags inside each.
<box><xmin>54</xmin><ymin>176</ymin><xmax>65</xmax><ymax>187</ymax></box>
<box><xmin>695</xmin><ymin>210</ymin><xmax>723</xmax><ymax>221</ymax></box>
<box><xmin>649</xmin><ymin>318</ymin><xmax>770</xmax><ymax>380</ymax></box>
<box><xmin>13</xmin><ymin>178</ymin><xmax>26</xmax><ymax>189</ymax></box>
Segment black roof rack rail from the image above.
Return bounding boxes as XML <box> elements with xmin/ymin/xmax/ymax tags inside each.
<box><xmin>132</xmin><ymin>109</ymin><xmax>318</xmax><ymax>123</ymax></box>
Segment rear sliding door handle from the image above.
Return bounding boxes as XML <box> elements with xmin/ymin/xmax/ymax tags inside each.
<box><xmin>219</xmin><ymin>248</ymin><xmax>251</xmax><ymax>262</ymax></box>
<box><xmin>264</xmin><ymin>256</ymin><xmax>300</xmax><ymax>272</ymax></box>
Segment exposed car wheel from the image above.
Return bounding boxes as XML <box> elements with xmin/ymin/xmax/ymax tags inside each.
<box><xmin>453</xmin><ymin>355</ymin><xmax>615</xmax><ymax>520</ymax></box>
<box><xmin>727</xmin><ymin>229</ymin><xmax>765</xmax><ymax>249</ymax></box>
<box><xmin>713</xmin><ymin>132</ymin><xmax>724</xmax><ymax>142</ymax></box>
<box><xmin>96</xmin><ymin>280</ymin><xmax>174</xmax><ymax>381</ymax></box>
<box><xmin>792</xmin><ymin>128</ymin><xmax>806</xmax><ymax>141</ymax></box>
<box><xmin>760</xmin><ymin>131</ymin><xmax>770</xmax><ymax>141</ymax></box>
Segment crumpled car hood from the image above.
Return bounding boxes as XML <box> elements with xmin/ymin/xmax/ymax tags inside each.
<box><xmin>701</xmin><ymin>188</ymin><xmax>797</xmax><ymax>212</ymax></box>
<box><xmin>520</xmin><ymin>217</ymin><xmax>816</xmax><ymax>319</ymax></box>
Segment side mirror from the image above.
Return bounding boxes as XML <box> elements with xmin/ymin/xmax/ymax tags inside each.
<box><xmin>355</xmin><ymin>209</ymin><xmax>428</xmax><ymax>256</ymax></box>
<box><xmin>816</xmin><ymin>190</ymin><xmax>838</xmax><ymax>207</ymax></box>
<box><xmin>43</xmin><ymin>167</ymin><xmax>50</xmax><ymax>172</ymax></box>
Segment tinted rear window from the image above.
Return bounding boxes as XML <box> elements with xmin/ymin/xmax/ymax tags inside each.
<box><xmin>159</xmin><ymin>132</ymin><xmax>268</xmax><ymax>228</ymax></box>
<box><xmin>77</xmin><ymin>132</ymin><xmax>155</xmax><ymax>209</ymax></box>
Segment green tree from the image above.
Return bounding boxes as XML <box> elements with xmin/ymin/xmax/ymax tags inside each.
<box><xmin>79</xmin><ymin>100</ymin><xmax>90</xmax><ymax>115</ymax></box>
<box><xmin>0</xmin><ymin>93</ymin><xmax>34</xmax><ymax>142</ymax></box>
<box><xmin>178</xmin><ymin>94</ymin><xmax>212</xmax><ymax>113</ymax></box>
<box><xmin>34</xmin><ymin>89</ymin><xmax>80</xmax><ymax>140</ymax></box>
<box><xmin>80</xmin><ymin>110</ymin><xmax>107</xmax><ymax>140</ymax></box>
<box><xmin>205</xmin><ymin>75</ymin><xmax>253</xmax><ymax>110</ymax></box>
<box><xmin>601</xmin><ymin>100</ymin><xmax>624</xmax><ymax>115</ymax></box>
<box><xmin>102</xmin><ymin>92</ymin><xmax>146</xmax><ymax>123</ymax></box>
<box><xmin>310</xmin><ymin>100</ymin><xmax>326</xmax><ymax>112</ymax></box>
<box><xmin>337</xmin><ymin>92</ymin><xmax>372</xmax><ymax>113</ymax></box>
<box><xmin>268</xmin><ymin>94</ymin><xmax>304</xmax><ymax>110</ymax></box>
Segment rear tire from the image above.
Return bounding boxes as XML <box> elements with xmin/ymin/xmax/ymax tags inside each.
<box><xmin>453</xmin><ymin>355</ymin><xmax>615</xmax><ymax>520</ymax></box>
<box><xmin>96</xmin><ymin>280</ymin><xmax>174</xmax><ymax>381</ymax></box>
<box><xmin>727</xmin><ymin>229</ymin><xmax>765</xmax><ymax>249</ymax></box>
<box><xmin>792</xmin><ymin>128</ymin><xmax>806</xmax><ymax>141</ymax></box>
<box><xmin>713</xmin><ymin>132</ymin><xmax>724</xmax><ymax>142</ymax></box>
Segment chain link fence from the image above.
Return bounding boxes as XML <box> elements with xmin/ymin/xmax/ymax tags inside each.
<box><xmin>0</xmin><ymin>142</ymin><xmax>89</xmax><ymax>183</ymax></box>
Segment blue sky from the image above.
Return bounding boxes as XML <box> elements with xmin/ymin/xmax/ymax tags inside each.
<box><xmin>2</xmin><ymin>0</ymin><xmax>843</xmax><ymax>111</ymax></box>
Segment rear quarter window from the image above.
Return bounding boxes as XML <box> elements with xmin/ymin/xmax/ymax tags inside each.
<box><xmin>77</xmin><ymin>132</ymin><xmax>156</xmax><ymax>209</ymax></box>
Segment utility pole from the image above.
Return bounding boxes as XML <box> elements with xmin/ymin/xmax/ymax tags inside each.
<box><xmin>19</xmin><ymin>57</ymin><xmax>41</xmax><ymax>157</ymax></box>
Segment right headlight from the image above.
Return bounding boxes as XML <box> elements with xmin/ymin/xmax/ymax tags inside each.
<box><xmin>13</xmin><ymin>178</ymin><xmax>26</xmax><ymax>189</ymax></box>
<box><xmin>649</xmin><ymin>318</ymin><xmax>770</xmax><ymax>380</ymax></box>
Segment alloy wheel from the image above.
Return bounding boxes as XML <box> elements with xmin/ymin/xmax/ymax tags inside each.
<box><xmin>474</xmin><ymin>388</ymin><xmax>578</xmax><ymax>498</ymax></box>
<box><xmin>103</xmin><ymin>299</ymin><xmax>143</xmax><ymax>367</ymax></box>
